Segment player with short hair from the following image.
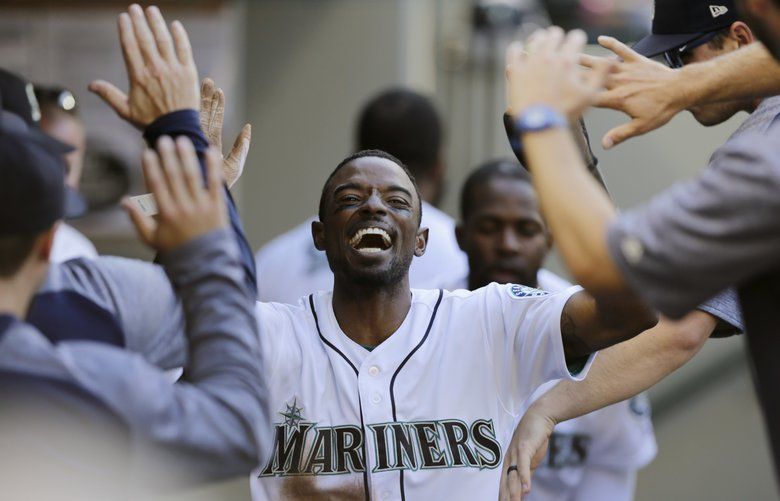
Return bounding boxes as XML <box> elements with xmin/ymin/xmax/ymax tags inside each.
<box><xmin>452</xmin><ymin>159</ymin><xmax>657</xmax><ymax>500</ymax></box>
<box><xmin>255</xmin><ymin>87</ymin><xmax>467</xmax><ymax>304</ymax></box>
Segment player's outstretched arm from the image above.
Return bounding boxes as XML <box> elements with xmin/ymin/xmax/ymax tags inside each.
<box><xmin>78</xmin><ymin>137</ymin><xmax>266</xmax><ymax>480</ymax></box>
<box><xmin>90</xmin><ymin>3</ymin><xmax>257</xmax><ymax>295</ymax></box>
<box><xmin>587</xmin><ymin>38</ymin><xmax>780</xmax><ymax>149</ymax></box>
<box><xmin>498</xmin><ymin>310</ymin><xmax>716</xmax><ymax>501</ymax></box>
<box><xmin>505</xmin><ymin>27</ymin><xmax>637</xmax><ymax>300</ymax></box>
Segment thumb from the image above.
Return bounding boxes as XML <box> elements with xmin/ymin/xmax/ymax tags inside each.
<box><xmin>516</xmin><ymin>443</ymin><xmax>534</xmax><ymax>500</ymax></box>
<box><xmin>602</xmin><ymin>120</ymin><xmax>642</xmax><ymax>150</ymax></box>
<box><xmin>225</xmin><ymin>124</ymin><xmax>252</xmax><ymax>188</ymax></box>
<box><xmin>597</xmin><ymin>36</ymin><xmax>643</xmax><ymax>63</ymax></box>
<box><xmin>89</xmin><ymin>80</ymin><xmax>130</xmax><ymax>121</ymax></box>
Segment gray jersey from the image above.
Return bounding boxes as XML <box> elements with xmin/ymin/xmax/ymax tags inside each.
<box><xmin>0</xmin><ymin>230</ymin><xmax>269</xmax><ymax>487</ymax></box>
<box><xmin>607</xmin><ymin>97</ymin><xmax>780</xmax><ymax>318</ymax></box>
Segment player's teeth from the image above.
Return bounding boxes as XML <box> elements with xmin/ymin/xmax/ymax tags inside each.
<box><xmin>360</xmin><ymin>247</ymin><xmax>382</xmax><ymax>253</ymax></box>
<box><xmin>349</xmin><ymin>227</ymin><xmax>392</xmax><ymax>248</ymax></box>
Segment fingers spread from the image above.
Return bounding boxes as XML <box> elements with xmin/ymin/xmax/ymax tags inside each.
<box><xmin>175</xmin><ymin>137</ymin><xmax>204</xmax><ymax>203</ymax></box>
<box><xmin>142</xmin><ymin>148</ymin><xmax>174</xmax><ymax>216</ymax></box>
<box><xmin>146</xmin><ymin>5</ymin><xmax>176</xmax><ymax>63</ymax></box>
<box><xmin>598</xmin><ymin>36</ymin><xmax>641</xmax><ymax>63</ymax></box>
<box><xmin>129</xmin><ymin>3</ymin><xmax>163</xmax><ymax>67</ymax></box>
<box><xmin>118</xmin><ymin>12</ymin><xmax>144</xmax><ymax>81</ymax></box>
<box><xmin>171</xmin><ymin>20</ymin><xmax>196</xmax><ymax>68</ymax></box>
<box><xmin>603</xmin><ymin>120</ymin><xmax>641</xmax><ymax>149</ymax></box>
<box><xmin>157</xmin><ymin>136</ymin><xmax>190</xmax><ymax>208</ymax></box>
<box><xmin>88</xmin><ymin>80</ymin><xmax>131</xmax><ymax>119</ymax></box>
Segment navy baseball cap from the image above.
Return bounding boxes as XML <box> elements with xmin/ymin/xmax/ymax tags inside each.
<box><xmin>633</xmin><ymin>0</ymin><xmax>738</xmax><ymax>58</ymax></box>
<box><xmin>0</xmin><ymin>69</ymin><xmax>87</xmax><ymax>219</ymax></box>
<box><xmin>0</xmin><ymin>99</ymin><xmax>73</xmax><ymax>235</ymax></box>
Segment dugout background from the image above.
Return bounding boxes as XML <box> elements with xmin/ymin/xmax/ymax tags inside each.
<box><xmin>0</xmin><ymin>0</ymin><xmax>774</xmax><ymax>499</ymax></box>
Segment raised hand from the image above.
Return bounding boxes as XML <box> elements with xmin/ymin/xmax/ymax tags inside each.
<box><xmin>506</xmin><ymin>27</ymin><xmax>614</xmax><ymax>121</ymax></box>
<box><xmin>199</xmin><ymin>78</ymin><xmax>252</xmax><ymax>188</ymax></box>
<box><xmin>122</xmin><ymin>136</ymin><xmax>226</xmax><ymax>253</ymax></box>
<box><xmin>584</xmin><ymin>36</ymin><xmax>683</xmax><ymax>149</ymax></box>
<box><xmin>499</xmin><ymin>408</ymin><xmax>556</xmax><ymax>501</ymax></box>
<box><xmin>89</xmin><ymin>4</ymin><xmax>199</xmax><ymax>128</ymax></box>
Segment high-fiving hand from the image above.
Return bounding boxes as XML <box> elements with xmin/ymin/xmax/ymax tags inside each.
<box><xmin>200</xmin><ymin>78</ymin><xmax>252</xmax><ymax>188</ymax></box>
<box><xmin>582</xmin><ymin>36</ymin><xmax>682</xmax><ymax>149</ymax></box>
<box><xmin>506</xmin><ymin>27</ymin><xmax>614</xmax><ymax>122</ymax></box>
<box><xmin>89</xmin><ymin>4</ymin><xmax>200</xmax><ymax>128</ymax></box>
<box><xmin>123</xmin><ymin>137</ymin><xmax>226</xmax><ymax>253</ymax></box>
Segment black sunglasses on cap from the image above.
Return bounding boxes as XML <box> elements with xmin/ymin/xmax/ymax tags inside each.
<box><xmin>663</xmin><ymin>30</ymin><xmax>722</xmax><ymax>68</ymax></box>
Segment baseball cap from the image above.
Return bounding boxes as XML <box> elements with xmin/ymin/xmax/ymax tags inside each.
<box><xmin>0</xmin><ymin>99</ymin><xmax>73</xmax><ymax>235</ymax></box>
<box><xmin>0</xmin><ymin>69</ymin><xmax>87</xmax><ymax>219</ymax></box>
<box><xmin>633</xmin><ymin>0</ymin><xmax>738</xmax><ymax>58</ymax></box>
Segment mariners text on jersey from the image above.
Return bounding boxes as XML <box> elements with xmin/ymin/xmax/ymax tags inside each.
<box><xmin>260</xmin><ymin>403</ymin><xmax>502</xmax><ymax>477</ymax></box>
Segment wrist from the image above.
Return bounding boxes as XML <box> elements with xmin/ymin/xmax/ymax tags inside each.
<box><xmin>513</xmin><ymin>105</ymin><xmax>568</xmax><ymax>136</ymax></box>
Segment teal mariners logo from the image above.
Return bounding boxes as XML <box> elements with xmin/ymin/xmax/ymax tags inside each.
<box><xmin>507</xmin><ymin>284</ymin><xmax>548</xmax><ymax>299</ymax></box>
<box><xmin>260</xmin><ymin>400</ymin><xmax>502</xmax><ymax>477</ymax></box>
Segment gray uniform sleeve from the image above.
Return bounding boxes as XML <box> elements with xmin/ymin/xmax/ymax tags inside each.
<box><xmin>46</xmin><ymin>255</ymin><xmax>186</xmax><ymax>370</ymax></box>
<box><xmin>607</xmin><ymin>132</ymin><xmax>780</xmax><ymax>319</ymax></box>
<box><xmin>62</xmin><ymin>229</ymin><xmax>269</xmax><ymax>480</ymax></box>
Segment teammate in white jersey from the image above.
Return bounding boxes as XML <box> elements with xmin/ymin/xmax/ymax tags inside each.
<box><xmin>449</xmin><ymin>159</ymin><xmax>657</xmax><ymax>500</ymax></box>
<box><xmin>255</xmin><ymin>88</ymin><xmax>466</xmax><ymax>303</ymax></box>
<box><xmin>247</xmin><ymin>148</ymin><xmax>658</xmax><ymax>500</ymax></box>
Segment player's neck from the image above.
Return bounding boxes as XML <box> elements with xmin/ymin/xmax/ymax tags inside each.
<box><xmin>0</xmin><ymin>274</ymin><xmax>38</xmax><ymax>319</ymax></box>
<box><xmin>331</xmin><ymin>278</ymin><xmax>412</xmax><ymax>347</ymax></box>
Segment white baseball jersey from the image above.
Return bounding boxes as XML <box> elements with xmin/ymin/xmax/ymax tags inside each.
<box><xmin>440</xmin><ymin>270</ymin><xmax>657</xmax><ymax>501</ymax></box>
<box><xmin>255</xmin><ymin>202</ymin><xmax>468</xmax><ymax>304</ymax></box>
<box><xmin>51</xmin><ymin>223</ymin><xmax>97</xmax><ymax>263</ymax></box>
<box><xmin>250</xmin><ymin>282</ymin><xmax>593</xmax><ymax>500</ymax></box>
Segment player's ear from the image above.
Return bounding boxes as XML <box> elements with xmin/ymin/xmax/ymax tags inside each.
<box><xmin>415</xmin><ymin>227</ymin><xmax>429</xmax><ymax>257</ymax></box>
<box><xmin>455</xmin><ymin>222</ymin><xmax>467</xmax><ymax>252</ymax></box>
<box><xmin>312</xmin><ymin>220</ymin><xmax>326</xmax><ymax>251</ymax></box>
<box><xmin>36</xmin><ymin>223</ymin><xmax>59</xmax><ymax>262</ymax></box>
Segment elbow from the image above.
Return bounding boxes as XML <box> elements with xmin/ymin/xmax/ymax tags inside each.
<box><xmin>664</xmin><ymin>312</ymin><xmax>714</xmax><ymax>364</ymax></box>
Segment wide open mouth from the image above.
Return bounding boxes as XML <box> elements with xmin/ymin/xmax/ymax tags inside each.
<box><xmin>348</xmin><ymin>226</ymin><xmax>393</xmax><ymax>253</ymax></box>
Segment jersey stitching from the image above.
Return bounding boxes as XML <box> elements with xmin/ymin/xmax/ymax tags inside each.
<box><xmin>309</xmin><ymin>294</ymin><xmax>371</xmax><ymax>501</ymax></box>
<box><xmin>388</xmin><ymin>289</ymin><xmax>444</xmax><ymax>501</ymax></box>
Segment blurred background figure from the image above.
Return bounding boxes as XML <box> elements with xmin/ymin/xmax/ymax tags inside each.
<box><xmin>254</xmin><ymin>87</ymin><xmax>467</xmax><ymax>304</ymax></box>
<box><xmin>0</xmin><ymin>69</ymin><xmax>96</xmax><ymax>263</ymax></box>
<box><xmin>35</xmin><ymin>84</ymin><xmax>98</xmax><ymax>262</ymax></box>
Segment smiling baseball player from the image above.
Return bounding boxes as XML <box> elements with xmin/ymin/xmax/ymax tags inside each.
<box><xmin>31</xmin><ymin>6</ymin><xmax>659</xmax><ymax>500</ymax></box>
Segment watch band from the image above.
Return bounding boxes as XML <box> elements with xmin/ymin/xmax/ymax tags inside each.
<box><xmin>513</xmin><ymin>105</ymin><xmax>568</xmax><ymax>134</ymax></box>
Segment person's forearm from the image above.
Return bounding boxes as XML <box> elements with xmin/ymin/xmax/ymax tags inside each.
<box><xmin>679</xmin><ymin>43</ymin><xmax>780</xmax><ymax>107</ymax></box>
<box><xmin>533</xmin><ymin>311</ymin><xmax>715</xmax><ymax>424</ymax></box>
<box><xmin>523</xmin><ymin>129</ymin><xmax>626</xmax><ymax>293</ymax></box>
<box><xmin>144</xmin><ymin>111</ymin><xmax>258</xmax><ymax>297</ymax></box>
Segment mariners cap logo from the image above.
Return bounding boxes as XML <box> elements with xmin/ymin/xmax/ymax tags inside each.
<box><xmin>709</xmin><ymin>5</ymin><xmax>728</xmax><ymax>18</ymax></box>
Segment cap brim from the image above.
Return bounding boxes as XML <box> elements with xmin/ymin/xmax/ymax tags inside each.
<box><xmin>64</xmin><ymin>186</ymin><xmax>88</xmax><ymax>219</ymax></box>
<box><xmin>632</xmin><ymin>33</ymin><xmax>705</xmax><ymax>58</ymax></box>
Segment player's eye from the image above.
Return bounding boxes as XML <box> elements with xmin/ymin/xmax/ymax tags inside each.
<box><xmin>388</xmin><ymin>197</ymin><xmax>410</xmax><ymax>208</ymax></box>
<box><xmin>340</xmin><ymin>195</ymin><xmax>361</xmax><ymax>204</ymax></box>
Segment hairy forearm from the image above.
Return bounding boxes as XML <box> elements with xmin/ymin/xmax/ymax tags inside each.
<box><xmin>523</xmin><ymin>129</ymin><xmax>626</xmax><ymax>293</ymax></box>
<box><xmin>680</xmin><ymin>43</ymin><xmax>780</xmax><ymax>107</ymax></box>
<box><xmin>535</xmin><ymin>311</ymin><xmax>715</xmax><ymax>424</ymax></box>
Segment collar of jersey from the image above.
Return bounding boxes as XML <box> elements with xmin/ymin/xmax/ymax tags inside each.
<box><xmin>315</xmin><ymin>289</ymin><xmax>435</xmax><ymax>372</ymax></box>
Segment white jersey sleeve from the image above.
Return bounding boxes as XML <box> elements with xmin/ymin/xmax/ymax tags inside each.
<box><xmin>480</xmin><ymin>282</ymin><xmax>595</xmax><ymax>416</ymax></box>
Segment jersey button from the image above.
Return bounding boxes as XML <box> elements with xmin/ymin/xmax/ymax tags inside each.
<box><xmin>368</xmin><ymin>366</ymin><xmax>380</xmax><ymax>376</ymax></box>
<box><xmin>371</xmin><ymin>393</ymin><xmax>382</xmax><ymax>404</ymax></box>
